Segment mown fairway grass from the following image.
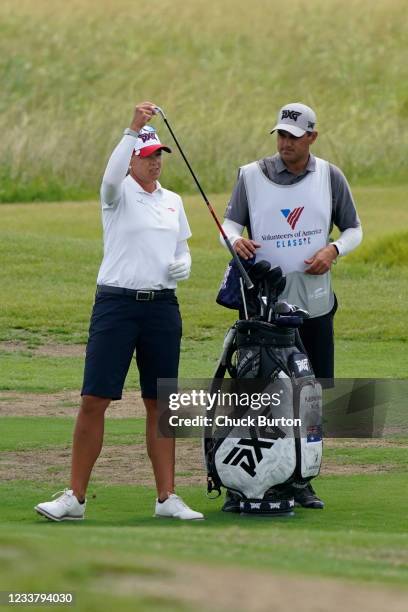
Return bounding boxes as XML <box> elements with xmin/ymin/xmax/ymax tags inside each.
<box><xmin>1</xmin><ymin>415</ymin><xmax>408</xmax><ymax>468</ymax></box>
<box><xmin>0</xmin><ymin>186</ymin><xmax>407</xmax><ymax>390</ymax></box>
<box><xmin>0</xmin><ymin>0</ymin><xmax>407</xmax><ymax>201</ymax></box>
<box><xmin>0</xmin><ymin>417</ymin><xmax>145</xmax><ymax>452</ymax></box>
<box><xmin>0</xmin><ymin>474</ymin><xmax>408</xmax><ymax>609</ymax></box>
<box><xmin>0</xmin><ymin>189</ymin><xmax>407</xmax><ymax>607</ymax></box>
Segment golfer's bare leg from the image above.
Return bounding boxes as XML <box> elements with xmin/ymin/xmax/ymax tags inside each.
<box><xmin>70</xmin><ymin>395</ymin><xmax>110</xmax><ymax>501</ymax></box>
<box><xmin>144</xmin><ymin>398</ymin><xmax>175</xmax><ymax>500</ymax></box>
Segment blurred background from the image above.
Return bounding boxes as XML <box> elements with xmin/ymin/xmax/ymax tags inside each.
<box><xmin>0</xmin><ymin>0</ymin><xmax>407</xmax><ymax>202</ymax></box>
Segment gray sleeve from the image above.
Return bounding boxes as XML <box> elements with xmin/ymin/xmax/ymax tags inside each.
<box><xmin>224</xmin><ymin>170</ymin><xmax>250</xmax><ymax>227</ymax></box>
<box><xmin>329</xmin><ymin>164</ymin><xmax>361</xmax><ymax>231</ymax></box>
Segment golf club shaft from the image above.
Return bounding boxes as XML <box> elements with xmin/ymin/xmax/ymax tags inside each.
<box><xmin>239</xmin><ymin>278</ymin><xmax>249</xmax><ymax>320</ymax></box>
<box><xmin>155</xmin><ymin>107</ymin><xmax>254</xmax><ymax>290</ymax></box>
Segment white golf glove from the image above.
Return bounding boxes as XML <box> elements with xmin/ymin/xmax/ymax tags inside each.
<box><xmin>168</xmin><ymin>260</ymin><xmax>191</xmax><ymax>281</ymax></box>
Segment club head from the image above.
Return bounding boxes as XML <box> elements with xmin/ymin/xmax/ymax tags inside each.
<box><xmin>247</xmin><ymin>261</ymin><xmax>270</xmax><ymax>319</ymax></box>
<box><xmin>248</xmin><ymin>260</ymin><xmax>271</xmax><ymax>283</ymax></box>
<box><xmin>154</xmin><ymin>106</ymin><xmax>166</xmax><ymax>119</ymax></box>
<box><xmin>274</xmin><ymin>301</ymin><xmax>292</xmax><ymax>315</ymax></box>
<box><xmin>289</xmin><ymin>305</ymin><xmax>310</xmax><ymax>318</ymax></box>
<box><xmin>274</xmin><ymin>301</ymin><xmax>310</xmax><ymax>317</ymax></box>
<box><xmin>264</xmin><ymin>266</ymin><xmax>283</xmax><ymax>287</ymax></box>
<box><xmin>263</xmin><ymin>269</ymin><xmax>285</xmax><ymax>322</ymax></box>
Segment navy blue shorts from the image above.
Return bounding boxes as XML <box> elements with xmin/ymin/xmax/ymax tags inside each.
<box><xmin>81</xmin><ymin>292</ymin><xmax>182</xmax><ymax>400</ymax></box>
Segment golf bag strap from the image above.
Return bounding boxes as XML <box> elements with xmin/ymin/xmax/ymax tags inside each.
<box><xmin>207</xmin><ymin>476</ymin><xmax>222</xmax><ymax>498</ymax></box>
<box><xmin>204</xmin><ymin>350</ymin><xmax>231</xmax><ymax>498</ymax></box>
<box><xmin>205</xmin><ymin>360</ymin><xmax>225</xmax><ymax>498</ymax></box>
<box><xmin>294</xmin><ymin>329</ymin><xmax>315</xmax><ymax>376</ymax></box>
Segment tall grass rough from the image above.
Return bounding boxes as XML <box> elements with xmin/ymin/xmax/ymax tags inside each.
<box><xmin>0</xmin><ymin>0</ymin><xmax>407</xmax><ymax>201</ymax></box>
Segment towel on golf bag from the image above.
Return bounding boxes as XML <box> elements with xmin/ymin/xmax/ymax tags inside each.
<box><xmin>216</xmin><ymin>256</ymin><xmax>255</xmax><ymax>310</ymax></box>
<box><xmin>204</xmin><ymin>320</ymin><xmax>323</xmax><ymax>500</ymax></box>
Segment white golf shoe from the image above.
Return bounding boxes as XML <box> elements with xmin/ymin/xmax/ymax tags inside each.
<box><xmin>154</xmin><ymin>494</ymin><xmax>204</xmax><ymax>520</ymax></box>
<box><xmin>35</xmin><ymin>489</ymin><xmax>86</xmax><ymax>522</ymax></box>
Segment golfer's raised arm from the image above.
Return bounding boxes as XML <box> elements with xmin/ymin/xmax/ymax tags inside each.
<box><xmin>101</xmin><ymin>101</ymin><xmax>157</xmax><ymax>206</ymax></box>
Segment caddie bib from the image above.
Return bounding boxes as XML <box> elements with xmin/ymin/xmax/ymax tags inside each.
<box><xmin>242</xmin><ymin>157</ymin><xmax>334</xmax><ymax>317</ymax></box>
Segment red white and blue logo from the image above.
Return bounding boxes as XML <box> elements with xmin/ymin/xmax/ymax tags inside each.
<box><xmin>281</xmin><ymin>207</ymin><xmax>304</xmax><ymax>230</ymax></box>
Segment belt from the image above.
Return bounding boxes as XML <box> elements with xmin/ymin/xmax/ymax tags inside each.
<box><xmin>97</xmin><ymin>285</ymin><xmax>176</xmax><ymax>301</ymax></box>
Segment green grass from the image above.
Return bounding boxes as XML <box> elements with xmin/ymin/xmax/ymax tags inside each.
<box><xmin>0</xmin><ymin>353</ymin><xmax>86</xmax><ymax>392</ymax></box>
<box><xmin>0</xmin><ymin>186</ymin><xmax>407</xmax><ymax>391</ymax></box>
<box><xmin>335</xmin><ymin>340</ymin><xmax>407</xmax><ymax>378</ymax></box>
<box><xmin>0</xmin><ymin>0</ymin><xmax>408</xmax><ymax>200</ymax></box>
<box><xmin>0</xmin><ymin>417</ymin><xmax>145</xmax><ymax>451</ymax></box>
<box><xmin>1</xmin><ymin>340</ymin><xmax>407</xmax><ymax>392</ymax></box>
<box><xmin>1</xmin><ymin>476</ymin><xmax>407</xmax><ymax>604</ymax></box>
<box><xmin>354</xmin><ymin>231</ymin><xmax>408</xmax><ymax>267</ymax></box>
<box><xmin>0</xmin><ymin>351</ymin><xmax>143</xmax><ymax>393</ymax></box>
<box><xmin>2</xmin><ymin>414</ymin><xmax>407</xmax><ymax>468</ymax></box>
<box><xmin>1</xmin><ymin>410</ymin><xmax>407</xmax><ymax>603</ymax></box>
<box><xmin>1</xmin><ymin>192</ymin><xmax>408</xmax><ymax>605</ymax></box>
<box><xmin>324</xmin><ymin>445</ymin><xmax>408</xmax><ymax>468</ymax></box>
<box><xmin>1</xmin><ymin>0</ymin><xmax>407</xmax><ymax>603</ymax></box>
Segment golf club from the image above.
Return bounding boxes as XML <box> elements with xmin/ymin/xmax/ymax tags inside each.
<box><xmin>239</xmin><ymin>277</ymin><xmax>249</xmax><ymax>320</ymax></box>
<box><xmin>265</xmin><ymin>275</ymin><xmax>287</xmax><ymax>322</ymax></box>
<box><xmin>154</xmin><ymin>106</ymin><xmax>253</xmax><ymax>290</ymax></box>
<box><xmin>248</xmin><ymin>260</ymin><xmax>271</xmax><ymax>318</ymax></box>
<box><xmin>274</xmin><ymin>300</ymin><xmax>292</xmax><ymax>315</ymax></box>
<box><xmin>274</xmin><ymin>301</ymin><xmax>310</xmax><ymax>318</ymax></box>
<box><xmin>263</xmin><ymin>267</ymin><xmax>284</xmax><ymax>322</ymax></box>
<box><xmin>248</xmin><ymin>260</ymin><xmax>271</xmax><ymax>282</ymax></box>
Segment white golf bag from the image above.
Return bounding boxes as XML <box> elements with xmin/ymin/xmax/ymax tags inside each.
<box><xmin>204</xmin><ymin>319</ymin><xmax>323</xmax><ymax>515</ymax></box>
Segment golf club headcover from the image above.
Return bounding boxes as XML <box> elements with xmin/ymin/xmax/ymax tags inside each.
<box><xmin>248</xmin><ymin>260</ymin><xmax>271</xmax><ymax>282</ymax></box>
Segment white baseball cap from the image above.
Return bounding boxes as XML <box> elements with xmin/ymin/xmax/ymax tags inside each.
<box><xmin>134</xmin><ymin>126</ymin><xmax>172</xmax><ymax>157</ymax></box>
<box><xmin>271</xmin><ymin>103</ymin><xmax>317</xmax><ymax>137</ymax></box>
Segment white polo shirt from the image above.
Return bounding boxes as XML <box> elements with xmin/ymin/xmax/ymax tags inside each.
<box><xmin>97</xmin><ymin>175</ymin><xmax>191</xmax><ymax>290</ymax></box>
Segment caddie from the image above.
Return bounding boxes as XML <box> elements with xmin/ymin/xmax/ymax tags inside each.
<box><xmin>220</xmin><ymin>102</ymin><xmax>363</xmax><ymax>510</ymax></box>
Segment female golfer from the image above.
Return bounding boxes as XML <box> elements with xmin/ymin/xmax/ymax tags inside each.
<box><xmin>35</xmin><ymin>102</ymin><xmax>203</xmax><ymax>521</ymax></box>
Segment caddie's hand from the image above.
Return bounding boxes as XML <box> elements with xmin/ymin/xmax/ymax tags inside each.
<box><xmin>233</xmin><ymin>238</ymin><xmax>261</xmax><ymax>260</ymax></box>
<box><xmin>130</xmin><ymin>101</ymin><xmax>157</xmax><ymax>132</ymax></box>
<box><xmin>168</xmin><ymin>260</ymin><xmax>191</xmax><ymax>281</ymax></box>
<box><xmin>304</xmin><ymin>245</ymin><xmax>338</xmax><ymax>275</ymax></box>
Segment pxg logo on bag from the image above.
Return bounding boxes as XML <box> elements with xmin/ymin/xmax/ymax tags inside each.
<box><xmin>222</xmin><ymin>426</ymin><xmax>285</xmax><ymax>477</ymax></box>
<box><xmin>289</xmin><ymin>353</ymin><xmax>312</xmax><ymax>377</ymax></box>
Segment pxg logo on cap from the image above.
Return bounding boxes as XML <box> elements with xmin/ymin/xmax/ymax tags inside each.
<box><xmin>134</xmin><ymin>125</ymin><xmax>171</xmax><ymax>158</ymax></box>
<box><xmin>271</xmin><ymin>103</ymin><xmax>316</xmax><ymax>138</ymax></box>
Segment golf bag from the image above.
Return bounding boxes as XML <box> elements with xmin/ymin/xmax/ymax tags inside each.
<box><xmin>204</xmin><ymin>260</ymin><xmax>323</xmax><ymax>515</ymax></box>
